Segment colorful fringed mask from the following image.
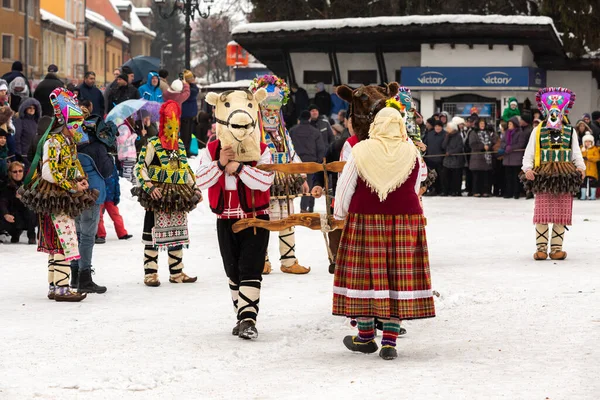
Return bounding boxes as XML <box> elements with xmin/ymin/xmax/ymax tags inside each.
<box><xmin>50</xmin><ymin>87</ymin><xmax>86</xmax><ymax>143</ymax></box>
<box><xmin>250</xmin><ymin>75</ymin><xmax>289</xmax><ymax>130</ymax></box>
<box><xmin>395</xmin><ymin>87</ymin><xmax>413</xmax><ymax>113</ymax></box>
<box><xmin>536</xmin><ymin>87</ymin><xmax>575</xmax><ymax>131</ymax></box>
<box><xmin>159</xmin><ymin>100</ymin><xmax>181</xmax><ymax>151</ymax></box>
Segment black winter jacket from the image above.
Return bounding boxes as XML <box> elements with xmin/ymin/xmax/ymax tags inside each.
<box><xmin>289</xmin><ymin>120</ymin><xmax>326</xmax><ymax>163</ymax></box>
<box><xmin>33</xmin><ymin>74</ymin><xmax>64</xmax><ymax>116</ymax></box>
<box><xmin>77</xmin><ymin>136</ymin><xmax>114</xmax><ymax>180</ymax></box>
<box><xmin>310</xmin><ymin>116</ymin><xmax>335</xmax><ymax>148</ymax></box>
<box><xmin>423</xmin><ymin>129</ymin><xmax>446</xmax><ymax>165</ymax></box>
<box><xmin>13</xmin><ymin>98</ymin><xmax>41</xmax><ymax>157</ymax></box>
<box><xmin>77</xmin><ymin>82</ymin><xmax>105</xmax><ymax>117</ymax></box>
<box><xmin>106</xmin><ymin>84</ymin><xmax>140</xmax><ymax>113</ymax></box>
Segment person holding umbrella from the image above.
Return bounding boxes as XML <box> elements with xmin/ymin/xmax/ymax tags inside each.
<box><xmin>106</xmin><ymin>73</ymin><xmax>140</xmax><ymax>114</ymax></box>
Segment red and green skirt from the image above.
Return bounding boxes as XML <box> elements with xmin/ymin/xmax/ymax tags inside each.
<box><xmin>333</xmin><ymin>213</ymin><xmax>436</xmax><ymax>320</ymax></box>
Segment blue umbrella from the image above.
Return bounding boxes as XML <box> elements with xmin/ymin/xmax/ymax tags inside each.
<box><xmin>106</xmin><ymin>99</ymin><xmax>161</xmax><ymax>125</ymax></box>
<box><xmin>122</xmin><ymin>56</ymin><xmax>161</xmax><ymax>84</ymax></box>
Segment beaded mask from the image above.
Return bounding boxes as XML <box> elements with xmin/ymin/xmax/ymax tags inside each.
<box><xmin>50</xmin><ymin>88</ymin><xmax>86</xmax><ymax>143</ymax></box>
<box><xmin>536</xmin><ymin>87</ymin><xmax>575</xmax><ymax>131</ymax></box>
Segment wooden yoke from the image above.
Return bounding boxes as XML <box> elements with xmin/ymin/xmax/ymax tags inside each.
<box><xmin>231</xmin><ymin>160</ymin><xmax>347</xmax><ymax>234</ymax></box>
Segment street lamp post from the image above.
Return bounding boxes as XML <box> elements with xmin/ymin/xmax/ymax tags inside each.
<box><xmin>154</xmin><ymin>0</ymin><xmax>214</xmax><ymax>70</ymax></box>
<box><xmin>160</xmin><ymin>44</ymin><xmax>173</xmax><ymax>69</ymax></box>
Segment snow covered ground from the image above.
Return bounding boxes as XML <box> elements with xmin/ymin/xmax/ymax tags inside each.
<box><xmin>1</xmin><ymin>178</ymin><xmax>598</xmax><ymax>399</ymax></box>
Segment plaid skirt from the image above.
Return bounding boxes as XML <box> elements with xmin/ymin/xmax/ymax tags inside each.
<box><xmin>533</xmin><ymin>193</ymin><xmax>573</xmax><ymax>225</ymax></box>
<box><xmin>333</xmin><ymin>213</ymin><xmax>436</xmax><ymax>320</ymax></box>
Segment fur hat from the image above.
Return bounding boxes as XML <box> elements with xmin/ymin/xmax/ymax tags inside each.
<box><xmin>582</xmin><ymin>134</ymin><xmax>595</xmax><ymax>144</ymax></box>
<box><xmin>451</xmin><ymin>116</ymin><xmax>465</xmax><ymax>126</ymax></box>
<box><xmin>183</xmin><ymin>70</ymin><xmax>194</xmax><ymax>83</ymax></box>
<box><xmin>446</xmin><ymin>121</ymin><xmax>458</xmax><ymax>132</ymax></box>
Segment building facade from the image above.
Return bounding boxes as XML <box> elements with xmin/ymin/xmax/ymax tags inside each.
<box><xmin>0</xmin><ymin>0</ymin><xmax>42</xmax><ymax>81</ymax></box>
<box><xmin>111</xmin><ymin>0</ymin><xmax>156</xmax><ymax>59</ymax></box>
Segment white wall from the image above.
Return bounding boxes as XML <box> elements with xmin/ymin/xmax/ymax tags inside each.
<box><xmin>383</xmin><ymin>52</ymin><xmax>420</xmax><ymax>82</ymax></box>
<box><xmin>420</xmin><ymin>44</ymin><xmax>536</xmax><ymax>67</ymax></box>
<box><xmin>336</xmin><ymin>53</ymin><xmax>379</xmax><ymax>85</ymax></box>
<box><xmin>547</xmin><ymin>70</ymin><xmax>594</xmax><ymax>119</ymax></box>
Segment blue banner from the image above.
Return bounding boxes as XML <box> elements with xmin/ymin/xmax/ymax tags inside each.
<box><xmin>401</xmin><ymin>67</ymin><xmax>546</xmax><ymax>90</ymax></box>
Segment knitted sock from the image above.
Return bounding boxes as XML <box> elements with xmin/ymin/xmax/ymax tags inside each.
<box><xmin>229</xmin><ymin>279</ymin><xmax>239</xmax><ymax>316</ymax></box>
<box><xmin>381</xmin><ymin>319</ymin><xmax>401</xmax><ymax>347</ymax></box>
<box><xmin>550</xmin><ymin>224</ymin><xmax>566</xmax><ymax>252</ymax></box>
<box><xmin>356</xmin><ymin>317</ymin><xmax>375</xmax><ymax>342</ymax></box>
<box><xmin>535</xmin><ymin>224</ymin><xmax>549</xmax><ymax>253</ymax></box>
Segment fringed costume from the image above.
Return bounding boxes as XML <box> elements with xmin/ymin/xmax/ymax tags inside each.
<box><xmin>334</xmin><ymin>107</ymin><xmax>435</xmax><ymax>360</ymax></box>
<box><xmin>133</xmin><ymin>100</ymin><xmax>200</xmax><ymax>286</ymax></box>
<box><xmin>197</xmin><ymin>88</ymin><xmax>275</xmax><ymax>339</ymax></box>
<box><xmin>522</xmin><ymin>87</ymin><xmax>585</xmax><ymax>261</ymax></box>
<box><xmin>19</xmin><ymin>88</ymin><xmax>96</xmax><ymax>302</ymax></box>
<box><xmin>249</xmin><ymin>75</ymin><xmax>310</xmax><ymax>275</ymax></box>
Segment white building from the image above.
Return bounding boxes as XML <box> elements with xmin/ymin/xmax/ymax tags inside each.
<box><xmin>232</xmin><ymin>15</ymin><xmax>600</xmax><ymax>120</ymax></box>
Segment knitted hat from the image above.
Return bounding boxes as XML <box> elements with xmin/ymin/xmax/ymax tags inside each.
<box><xmin>0</xmin><ymin>79</ymin><xmax>7</xmax><ymax>92</ymax></box>
<box><xmin>0</xmin><ymin>128</ymin><xmax>8</xmax><ymax>138</ymax></box>
<box><xmin>11</xmin><ymin>61</ymin><xmax>23</xmax><ymax>72</ymax></box>
<box><xmin>168</xmin><ymin>79</ymin><xmax>184</xmax><ymax>93</ymax></box>
<box><xmin>183</xmin><ymin>70</ymin><xmax>194</xmax><ymax>83</ymax></box>
<box><xmin>308</xmin><ymin>104</ymin><xmax>319</xmax><ymax>112</ymax></box>
<box><xmin>47</xmin><ymin>64</ymin><xmax>58</xmax><ymax>73</ymax></box>
<box><xmin>582</xmin><ymin>113</ymin><xmax>591</xmax><ymax>119</ymax></box>
<box><xmin>433</xmin><ymin>120</ymin><xmax>444</xmax><ymax>127</ymax></box>
<box><xmin>582</xmin><ymin>134</ymin><xmax>595</xmax><ymax>144</ymax></box>
<box><xmin>426</xmin><ymin>117</ymin><xmax>435</xmax><ymax>126</ymax></box>
<box><xmin>117</xmin><ymin>73</ymin><xmax>129</xmax><ymax>82</ymax></box>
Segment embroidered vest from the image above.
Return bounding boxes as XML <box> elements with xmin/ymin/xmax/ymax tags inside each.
<box><xmin>539</xmin><ymin>125</ymin><xmax>573</xmax><ymax>164</ymax></box>
<box><xmin>147</xmin><ymin>137</ymin><xmax>190</xmax><ymax>185</ymax></box>
<box><xmin>207</xmin><ymin>140</ymin><xmax>270</xmax><ymax>215</ymax></box>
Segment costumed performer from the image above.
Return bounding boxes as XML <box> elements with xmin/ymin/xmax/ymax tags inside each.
<box><xmin>333</xmin><ymin>106</ymin><xmax>435</xmax><ymax>360</ymax></box>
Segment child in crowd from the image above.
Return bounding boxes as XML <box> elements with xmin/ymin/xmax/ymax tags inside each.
<box><xmin>135</xmin><ymin>111</ymin><xmax>157</xmax><ymax>156</ymax></box>
<box><xmin>581</xmin><ymin>133</ymin><xmax>599</xmax><ymax>200</ymax></box>
<box><xmin>116</xmin><ymin>117</ymin><xmax>138</xmax><ymax>184</ymax></box>
<box><xmin>96</xmin><ymin>163</ymin><xmax>132</xmax><ymax>243</ymax></box>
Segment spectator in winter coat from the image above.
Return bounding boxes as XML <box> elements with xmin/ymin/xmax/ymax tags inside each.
<box><xmin>0</xmin><ymin>120</ymin><xmax>16</xmax><ymax>181</ymax></box>
<box><xmin>13</xmin><ymin>97</ymin><xmax>41</xmax><ymax>168</ymax></box>
<box><xmin>502</xmin><ymin>97</ymin><xmax>520</xmax><ymax>122</ymax></box>
<box><xmin>520</xmin><ymin>113</ymin><xmax>533</xmax><ymax>143</ymax></box>
<box><xmin>468</xmin><ymin>118</ymin><xmax>497</xmax><ymax>197</ymax></box>
<box><xmin>195</xmin><ymin>111</ymin><xmax>211</xmax><ymax>149</ymax></box>
<box><xmin>116</xmin><ymin>119</ymin><xmax>138</xmax><ymax>184</ymax></box>
<box><xmin>291</xmin><ymin>83</ymin><xmax>310</xmax><ymax>114</ymax></box>
<box><xmin>290</xmin><ymin>110</ymin><xmax>326</xmax><ymax>213</ymax></box>
<box><xmin>590</xmin><ymin>111</ymin><xmax>600</xmax><ymax>143</ymax></box>
<box><xmin>27</xmin><ymin>116</ymin><xmax>52</xmax><ymax>163</ymax></box>
<box><xmin>77</xmin><ymin>72</ymin><xmax>105</xmax><ymax>117</ymax></box>
<box><xmin>576</xmin><ymin>120</ymin><xmax>592</xmax><ymax>142</ymax></box>
<box><xmin>158</xmin><ymin>69</ymin><xmax>170</xmax><ymax>94</ymax></box>
<box><xmin>442</xmin><ymin>122</ymin><xmax>465</xmax><ymax>196</ymax></box>
<box><xmin>309</xmin><ymin>104</ymin><xmax>335</xmax><ymax>148</ymax></box>
<box><xmin>0</xmin><ymin>161</ymin><xmax>36</xmax><ymax>243</ymax></box>
<box><xmin>314</xmin><ymin>82</ymin><xmax>331</xmax><ymax>117</ymax></box>
<box><xmin>8</xmin><ymin>77</ymin><xmax>29</xmax><ymax>113</ymax></box>
<box><xmin>330</xmin><ymin>88</ymin><xmax>348</xmax><ymax>122</ymax></box>
<box><xmin>134</xmin><ymin>112</ymin><xmax>158</xmax><ymax>155</ymax></box>
<box><xmin>580</xmin><ymin>134</ymin><xmax>599</xmax><ymax>200</ymax></box>
<box><xmin>138</xmin><ymin>71</ymin><xmax>163</xmax><ymax>103</ymax></box>
<box><xmin>499</xmin><ymin>116</ymin><xmax>527</xmax><ymax>199</ymax></box>
<box><xmin>1</xmin><ymin>61</ymin><xmax>30</xmax><ymax>92</ymax></box>
<box><xmin>163</xmin><ymin>79</ymin><xmax>190</xmax><ymax>106</ymax></box>
<box><xmin>33</xmin><ymin>65</ymin><xmax>65</xmax><ymax>116</ymax></box>
<box><xmin>96</xmin><ymin>164</ymin><xmax>132</xmax><ymax>243</ymax></box>
<box><xmin>423</xmin><ymin>120</ymin><xmax>446</xmax><ymax>196</ymax></box>
<box><xmin>180</xmin><ymin>70</ymin><xmax>198</xmax><ymax>156</ymax></box>
<box><xmin>439</xmin><ymin>111</ymin><xmax>450</xmax><ymax>128</ymax></box>
<box><xmin>106</xmin><ymin>74</ymin><xmax>140</xmax><ymax>113</ymax></box>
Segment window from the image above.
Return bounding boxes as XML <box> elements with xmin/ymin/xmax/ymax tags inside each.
<box><xmin>2</xmin><ymin>0</ymin><xmax>12</xmax><ymax>10</ymax></box>
<box><xmin>2</xmin><ymin>35</ymin><xmax>13</xmax><ymax>60</ymax></box>
<box><xmin>18</xmin><ymin>0</ymin><xmax>23</xmax><ymax>12</ymax></box>
<box><xmin>303</xmin><ymin>70</ymin><xmax>333</xmax><ymax>85</ymax></box>
<box><xmin>112</xmin><ymin>53</ymin><xmax>115</xmax><ymax>71</ymax></box>
<box><xmin>28</xmin><ymin>37</ymin><xmax>37</xmax><ymax>66</ymax></box>
<box><xmin>347</xmin><ymin>70</ymin><xmax>378</xmax><ymax>85</ymax></box>
<box><xmin>18</xmin><ymin>37</ymin><xmax>23</xmax><ymax>60</ymax></box>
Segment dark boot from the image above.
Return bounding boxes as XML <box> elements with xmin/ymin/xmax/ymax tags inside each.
<box><xmin>232</xmin><ymin>321</ymin><xmax>240</xmax><ymax>336</ymax></box>
<box><xmin>78</xmin><ymin>269</ymin><xmax>107</xmax><ymax>294</ymax></box>
<box><xmin>70</xmin><ymin>268</ymin><xmax>79</xmax><ymax>289</ymax></box>
<box><xmin>238</xmin><ymin>320</ymin><xmax>258</xmax><ymax>340</ymax></box>
<box><xmin>343</xmin><ymin>335</ymin><xmax>378</xmax><ymax>354</ymax></box>
<box><xmin>379</xmin><ymin>346</ymin><xmax>398</xmax><ymax>360</ymax></box>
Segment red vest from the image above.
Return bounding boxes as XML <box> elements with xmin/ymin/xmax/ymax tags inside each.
<box><xmin>348</xmin><ymin>163</ymin><xmax>422</xmax><ymax>215</ymax></box>
<box><xmin>206</xmin><ymin>140</ymin><xmax>270</xmax><ymax>215</ymax></box>
<box><xmin>347</xmin><ymin>135</ymin><xmax>359</xmax><ymax>148</ymax></box>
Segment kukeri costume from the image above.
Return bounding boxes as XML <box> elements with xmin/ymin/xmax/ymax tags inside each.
<box><xmin>249</xmin><ymin>75</ymin><xmax>310</xmax><ymax>275</ymax></box>
<box><xmin>521</xmin><ymin>87</ymin><xmax>585</xmax><ymax>260</ymax></box>
<box><xmin>196</xmin><ymin>88</ymin><xmax>274</xmax><ymax>339</ymax></box>
<box><xmin>133</xmin><ymin>100</ymin><xmax>200</xmax><ymax>286</ymax></box>
<box><xmin>334</xmin><ymin>107</ymin><xmax>435</xmax><ymax>360</ymax></box>
<box><xmin>19</xmin><ymin>88</ymin><xmax>97</xmax><ymax>302</ymax></box>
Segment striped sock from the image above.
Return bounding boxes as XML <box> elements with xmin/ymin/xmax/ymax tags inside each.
<box><xmin>356</xmin><ymin>317</ymin><xmax>375</xmax><ymax>342</ymax></box>
<box><xmin>381</xmin><ymin>319</ymin><xmax>401</xmax><ymax>347</ymax></box>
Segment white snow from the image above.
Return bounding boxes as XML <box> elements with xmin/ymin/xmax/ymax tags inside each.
<box><xmin>200</xmin><ymin>79</ymin><xmax>253</xmax><ymax>90</ymax></box>
<box><xmin>233</xmin><ymin>15</ymin><xmax>560</xmax><ymax>40</ymax></box>
<box><xmin>85</xmin><ymin>9</ymin><xmax>130</xmax><ymax>44</ymax></box>
<box><xmin>0</xmin><ymin>169</ymin><xmax>598</xmax><ymax>399</ymax></box>
<box><xmin>40</xmin><ymin>9</ymin><xmax>77</xmax><ymax>32</ymax></box>
<box><xmin>110</xmin><ymin>0</ymin><xmax>156</xmax><ymax>38</ymax></box>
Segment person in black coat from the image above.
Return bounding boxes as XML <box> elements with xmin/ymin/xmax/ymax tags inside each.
<box><xmin>106</xmin><ymin>74</ymin><xmax>140</xmax><ymax>114</ymax></box>
<box><xmin>33</xmin><ymin>65</ymin><xmax>65</xmax><ymax>116</ymax></box>
<box><xmin>291</xmin><ymin>83</ymin><xmax>309</xmax><ymax>114</ymax></box>
<box><xmin>314</xmin><ymin>82</ymin><xmax>332</xmax><ymax>117</ymax></box>
<box><xmin>423</xmin><ymin>120</ymin><xmax>446</xmax><ymax>195</ymax></box>
<box><xmin>289</xmin><ymin>110</ymin><xmax>326</xmax><ymax>213</ymax></box>
<box><xmin>0</xmin><ymin>161</ymin><xmax>36</xmax><ymax>244</ymax></box>
<box><xmin>13</xmin><ymin>97</ymin><xmax>41</xmax><ymax>169</ymax></box>
<box><xmin>309</xmin><ymin>104</ymin><xmax>335</xmax><ymax>147</ymax></box>
<box><xmin>77</xmin><ymin>71</ymin><xmax>105</xmax><ymax>117</ymax></box>
<box><xmin>1</xmin><ymin>61</ymin><xmax>31</xmax><ymax>93</ymax></box>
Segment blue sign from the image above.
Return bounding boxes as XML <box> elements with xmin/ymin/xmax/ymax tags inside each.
<box><xmin>401</xmin><ymin>67</ymin><xmax>546</xmax><ymax>90</ymax></box>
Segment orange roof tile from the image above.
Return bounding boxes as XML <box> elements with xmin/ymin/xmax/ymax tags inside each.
<box><xmin>87</xmin><ymin>0</ymin><xmax>122</xmax><ymax>28</ymax></box>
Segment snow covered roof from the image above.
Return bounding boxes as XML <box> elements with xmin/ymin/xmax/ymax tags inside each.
<box><xmin>135</xmin><ymin>7</ymin><xmax>152</xmax><ymax>17</ymax></box>
<box><xmin>108</xmin><ymin>0</ymin><xmax>156</xmax><ymax>38</ymax></box>
<box><xmin>86</xmin><ymin>9</ymin><xmax>130</xmax><ymax>44</ymax></box>
<box><xmin>233</xmin><ymin>14</ymin><xmax>561</xmax><ymax>39</ymax></box>
<box><xmin>40</xmin><ymin>9</ymin><xmax>76</xmax><ymax>32</ymax></box>
<box><xmin>200</xmin><ymin>80</ymin><xmax>253</xmax><ymax>90</ymax></box>
<box><xmin>129</xmin><ymin>6</ymin><xmax>156</xmax><ymax>38</ymax></box>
